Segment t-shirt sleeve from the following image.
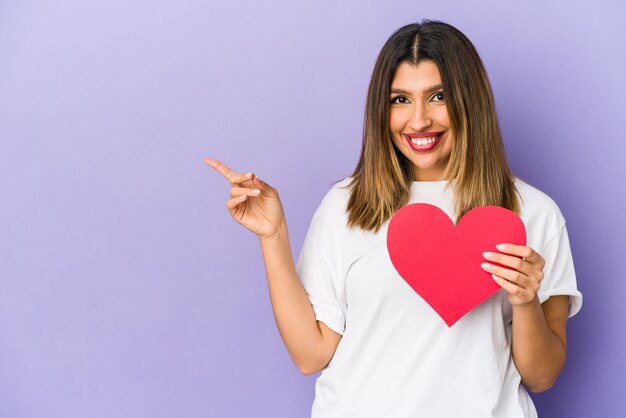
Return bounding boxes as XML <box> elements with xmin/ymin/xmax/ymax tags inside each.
<box><xmin>294</xmin><ymin>186</ymin><xmax>348</xmax><ymax>336</ymax></box>
<box><xmin>537</xmin><ymin>221</ymin><xmax>583</xmax><ymax>318</ymax></box>
<box><xmin>296</xmin><ymin>237</ymin><xmax>346</xmax><ymax>335</ymax></box>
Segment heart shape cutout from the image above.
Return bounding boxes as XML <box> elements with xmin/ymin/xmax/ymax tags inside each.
<box><xmin>386</xmin><ymin>204</ymin><xmax>526</xmax><ymax>327</ymax></box>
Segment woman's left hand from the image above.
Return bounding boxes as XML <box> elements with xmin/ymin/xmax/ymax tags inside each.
<box><xmin>480</xmin><ymin>244</ymin><xmax>546</xmax><ymax>306</ymax></box>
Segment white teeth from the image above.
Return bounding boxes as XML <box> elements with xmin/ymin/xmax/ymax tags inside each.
<box><xmin>410</xmin><ymin>135</ymin><xmax>437</xmax><ymax>146</ymax></box>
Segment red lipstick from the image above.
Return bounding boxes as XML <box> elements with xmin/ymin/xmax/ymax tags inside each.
<box><xmin>404</xmin><ymin>131</ymin><xmax>445</xmax><ymax>152</ymax></box>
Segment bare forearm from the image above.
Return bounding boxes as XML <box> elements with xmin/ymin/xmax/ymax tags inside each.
<box><xmin>511</xmin><ymin>296</ymin><xmax>566</xmax><ymax>392</ymax></box>
<box><xmin>259</xmin><ymin>220</ymin><xmax>324</xmax><ymax>373</ymax></box>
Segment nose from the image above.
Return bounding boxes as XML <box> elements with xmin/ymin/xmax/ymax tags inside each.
<box><xmin>408</xmin><ymin>103</ymin><xmax>432</xmax><ymax>131</ymax></box>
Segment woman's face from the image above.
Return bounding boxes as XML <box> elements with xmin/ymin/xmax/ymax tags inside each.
<box><xmin>389</xmin><ymin>60</ymin><xmax>454</xmax><ymax>181</ymax></box>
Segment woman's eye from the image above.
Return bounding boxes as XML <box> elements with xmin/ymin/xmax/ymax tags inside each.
<box><xmin>431</xmin><ymin>92</ymin><xmax>445</xmax><ymax>102</ymax></box>
<box><xmin>391</xmin><ymin>96</ymin><xmax>409</xmax><ymax>104</ymax></box>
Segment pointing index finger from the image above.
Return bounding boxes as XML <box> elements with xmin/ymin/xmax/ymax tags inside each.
<box><xmin>204</xmin><ymin>158</ymin><xmax>253</xmax><ymax>185</ymax></box>
<box><xmin>204</xmin><ymin>158</ymin><xmax>233</xmax><ymax>178</ymax></box>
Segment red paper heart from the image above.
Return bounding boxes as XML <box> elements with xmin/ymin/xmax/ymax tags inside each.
<box><xmin>386</xmin><ymin>204</ymin><xmax>526</xmax><ymax>327</ymax></box>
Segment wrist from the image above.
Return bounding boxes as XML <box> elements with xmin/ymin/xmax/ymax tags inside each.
<box><xmin>511</xmin><ymin>294</ymin><xmax>541</xmax><ymax>311</ymax></box>
<box><xmin>259</xmin><ymin>219</ymin><xmax>288</xmax><ymax>244</ymax></box>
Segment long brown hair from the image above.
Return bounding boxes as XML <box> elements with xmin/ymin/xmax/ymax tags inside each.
<box><xmin>342</xmin><ymin>19</ymin><xmax>520</xmax><ymax>233</ymax></box>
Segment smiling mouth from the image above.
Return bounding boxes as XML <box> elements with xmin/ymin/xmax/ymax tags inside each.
<box><xmin>404</xmin><ymin>132</ymin><xmax>445</xmax><ymax>151</ymax></box>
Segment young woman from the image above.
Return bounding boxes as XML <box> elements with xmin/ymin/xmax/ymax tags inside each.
<box><xmin>206</xmin><ymin>20</ymin><xmax>582</xmax><ymax>417</ymax></box>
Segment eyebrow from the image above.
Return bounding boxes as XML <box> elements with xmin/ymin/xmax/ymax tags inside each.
<box><xmin>390</xmin><ymin>84</ymin><xmax>443</xmax><ymax>95</ymax></box>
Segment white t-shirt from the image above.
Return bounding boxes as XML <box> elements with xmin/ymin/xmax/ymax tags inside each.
<box><xmin>295</xmin><ymin>177</ymin><xmax>582</xmax><ymax>418</ymax></box>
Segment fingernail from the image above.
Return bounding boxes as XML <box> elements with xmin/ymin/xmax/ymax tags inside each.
<box><xmin>483</xmin><ymin>252</ymin><xmax>493</xmax><ymax>259</ymax></box>
<box><xmin>481</xmin><ymin>263</ymin><xmax>492</xmax><ymax>271</ymax></box>
<box><xmin>246</xmin><ymin>172</ymin><xmax>253</xmax><ymax>178</ymax></box>
<box><xmin>496</xmin><ymin>244</ymin><xmax>506</xmax><ymax>251</ymax></box>
<box><xmin>251</xmin><ymin>189</ymin><xmax>261</xmax><ymax>195</ymax></box>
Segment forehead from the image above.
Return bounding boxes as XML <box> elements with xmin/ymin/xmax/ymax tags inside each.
<box><xmin>391</xmin><ymin>61</ymin><xmax>442</xmax><ymax>91</ymax></box>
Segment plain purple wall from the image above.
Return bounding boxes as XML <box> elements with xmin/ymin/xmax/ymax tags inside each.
<box><xmin>1</xmin><ymin>0</ymin><xmax>625</xmax><ymax>417</ymax></box>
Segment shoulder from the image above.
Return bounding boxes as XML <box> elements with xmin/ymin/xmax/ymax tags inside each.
<box><xmin>514</xmin><ymin>177</ymin><xmax>567</xmax><ymax>245</ymax></box>
<box><xmin>305</xmin><ymin>176</ymin><xmax>353</xmax><ymax>240</ymax></box>
<box><xmin>515</xmin><ymin>178</ymin><xmax>564</xmax><ymax>221</ymax></box>
<box><xmin>315</xmin><ymin>176</ymin><xmax>353</xmax><ymax>215</ymax></box>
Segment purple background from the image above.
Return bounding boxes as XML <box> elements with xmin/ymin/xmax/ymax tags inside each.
<box><xmin>1</xmin><ymin>0</ymin><xmax>624</xmax><ymax>417</ymax></box>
